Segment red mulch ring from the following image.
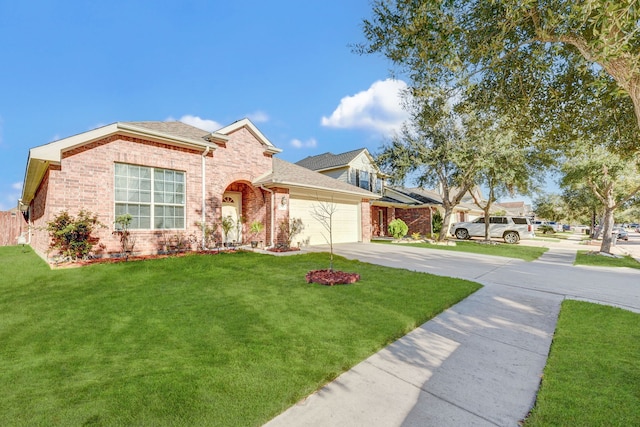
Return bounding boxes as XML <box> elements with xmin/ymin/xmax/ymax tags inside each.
<box><xmin>306</xmin><ymin>269</ymin><xmax>360</xmax><ymax>286</ymax></box>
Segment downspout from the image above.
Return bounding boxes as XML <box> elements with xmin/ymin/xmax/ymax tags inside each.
<box><xmin>259</xmin><ymin>185</ymin><xmax>275</xmax><ymax>248</ymax></box>
<box><xmin>201</xmin><ymin>146</ymin><xmax>210</xmax><ymax>249</ymax></box>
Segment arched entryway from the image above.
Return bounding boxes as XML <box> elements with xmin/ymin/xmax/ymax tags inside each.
<box><xmin>222</xmin><ymin>181</ymin><xmax>267</xmax><ymax>245</ymax></box>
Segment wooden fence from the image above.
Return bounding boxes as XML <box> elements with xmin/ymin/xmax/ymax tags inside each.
<box><xmin>0</xmin><ymin>209</ymin><xmax>28</xmax><ymax>246</ymax></box>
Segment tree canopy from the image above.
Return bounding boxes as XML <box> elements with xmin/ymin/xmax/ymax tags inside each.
<box><xmin>359</xmin><ymin>0</ymin><xmax>640</xmax><ymax>151</ymax></box>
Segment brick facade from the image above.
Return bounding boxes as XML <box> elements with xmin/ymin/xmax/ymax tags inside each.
<box><xmin>360</xmin><ymin>199</ymin><xmax>372</xmax><ymax>242</ymax></box>
<box><xmin>27</xmin><ymin>128</ymin><xmax>274</xmax><ymax>259</ymax></box>
<box><xmin>395</xmin><ymin>207</ymin><xmax>433</xmax><ymax>237</ymax></box>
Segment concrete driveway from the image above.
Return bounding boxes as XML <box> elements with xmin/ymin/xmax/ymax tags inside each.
<box><xmin>265</xmin><ymin>235</ymin><xmax>640</xmax><ymax>427</ymax></box>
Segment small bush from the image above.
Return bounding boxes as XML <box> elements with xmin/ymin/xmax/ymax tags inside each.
<box><xmin>47</xmin><ymin>210</ymin><xmax>104</xmax><ymax>260</ymax></box>
<box><xmin>411</xmin><ymin>232</ymin><xmax>421</xmax><ymax>240</ymax></box>
<box><xmin>388</xmin><ymin>219</ymin><xmax>409</xmax><ymax>239</ymax></box>
<box><xmin>432</xmin><ymin>211</ymin><xmax>443</xmax><ymax>237</ymax></box>
<box><xmin>538</xmin><ymin>225</ymin><xmax>555</xmax><ymax>234</ymax></box>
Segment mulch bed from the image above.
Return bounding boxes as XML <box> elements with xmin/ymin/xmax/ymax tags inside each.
<box><xmin>266</xmin><ymin>247</ymin><xmax>301</xmax><ymax>253</ymax></box>
<box><xmin>52</xmin><ymin>250</ymin><xmax>232</xmax><ymax>268</ymax></box>
<box><xmin>306</xmin><ymin>269</ymin><xmax>360</xmax><ymax>286</ymax></box>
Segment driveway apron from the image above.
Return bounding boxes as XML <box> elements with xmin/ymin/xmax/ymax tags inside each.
<box><xmin>265</xmin><ymin>242</ymin><xmax>640</xmax><ymax>427</ymax></box>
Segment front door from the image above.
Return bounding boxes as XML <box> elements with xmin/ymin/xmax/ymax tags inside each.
<box><xmin>221</xmin><ymin>192</ymin><xmax>242</xmax><ymax>243</ymax></box>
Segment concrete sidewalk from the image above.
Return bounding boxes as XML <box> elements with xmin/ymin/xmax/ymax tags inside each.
<box><xmin>265</xmin><ymin>237</ymin><xmax>640</xmax><ymax>427</ymax></box>
<box><xmin>265</xmin><ymin>285</ymin><xmax>561</xmax><ymax>427</ymax></box>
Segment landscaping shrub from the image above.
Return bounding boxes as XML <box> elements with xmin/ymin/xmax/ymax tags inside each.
<box><xmin>46</xmin><ymin>210</ymin><xmax>104</xmax><ymax>260</ymax></box>
<box><xmin>432</xmin><ymin>210</ymin><xmax>443</xmax><ymax>238</ymax></box>
<box><xmin>538</xmin><ymin>224</ymin><xmax>555</xmax><ymax>234</ymax></box>
<box><xmin>388</xmin><ymin>218</ymin><xmax>409</xmax><ymax>239</ymax></box>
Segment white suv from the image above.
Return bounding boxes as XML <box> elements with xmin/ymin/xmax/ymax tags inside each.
<box><xmin>451</xmin><ymin>216</ymin><xmax>535</xmax><ymax>244</ymax></box>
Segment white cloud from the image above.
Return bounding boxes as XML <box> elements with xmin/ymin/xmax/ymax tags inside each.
<box><xmin>11</xmin><ymin>182</ymin><xmax>22</xmax><ymax>191</ymax></box>
<box><xmin>168</xmin><ymin>115</ymin><xmax>223</xmax><ymax>132</ymax></box>
<box><xmin>290</xmin><ymin>138</ymin><xmax>317</xmax><ymax>149</ymax></box>
<box><xmin>321</xmin><ymin>79</ymin><xmax>409</xmax><ymax>135</ymax></box>
<box><xmin>246</xmin><ymin>111</ymin><xmax>269</xmax><ymax>123</ymax></box>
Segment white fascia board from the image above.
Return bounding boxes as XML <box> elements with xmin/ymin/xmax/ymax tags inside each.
<box><xmin>28</xmin><ymin>122</ymin><xmax>216</xmax><ymax>164</ymax></box>
<box><xmin>29</xmin><ymin>123</ymin><xmax>120</xmax><ymax>163</ymax></box>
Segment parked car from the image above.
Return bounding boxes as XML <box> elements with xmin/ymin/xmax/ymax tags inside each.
<box><xmin>613</xmin><ymin>228</ymin><xmax>629</xmax><ymax>241</ymax></box>
<box><xmin>451</xmin><ymin>216</ymin><xmax>535</xmax><ymax>244</ymax></box>
<box><xmin>532</xmin><ymin>220</ymin><xmax>546</xmax><ymax>231</ymax></box>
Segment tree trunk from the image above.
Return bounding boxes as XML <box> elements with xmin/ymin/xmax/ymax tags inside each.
<box><xmin>483</xmin><ymin>207</ymin><xmax>491</xmax><ymax>241</ymax></box>
<box><xmin>439</xmin><ymin>204</ymin><xmax>455</xmax><ymax>242</ymax></box>
<box><xmin>599</xmin><ymin>191</ymin><xmax>616</xmax><ymax>254</ymax></box>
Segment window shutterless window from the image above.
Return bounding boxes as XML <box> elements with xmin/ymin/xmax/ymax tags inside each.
<box><xmin>114</xmin><ymin>163</ymin><xmax>185</xmax><ymax>229</ymax></box>
<box><xmin>359</xmin><ymin>170</ymin><xmax>369</xmax><ymax>191</ymax></box>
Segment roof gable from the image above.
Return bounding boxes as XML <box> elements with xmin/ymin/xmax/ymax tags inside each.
<box><xmin>214</xmin><ymin>118</ymin><xmax>282</xmax><ymax>155</ymax></box>
<box><xmin>295</xmin><ymin>148</ymin><xmax>375</xmax><ymax>172</ymax></box>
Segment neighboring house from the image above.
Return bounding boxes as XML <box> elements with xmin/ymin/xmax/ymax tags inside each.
<box><xmin>295</xmin><ymin>148</ymin><xmax>509</xmax><ymax>238</ymax></box>
<box><xmin>20</xmin><ymin>119</ymin><xmax>378</xmax><ymax>260</ymax></box>
<box><xmin>296</xmin><ymin>149</ymin><xmax>440</xmax><ymax>237</ymax></box>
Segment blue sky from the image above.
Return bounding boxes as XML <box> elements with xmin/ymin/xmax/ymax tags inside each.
<box><xmin>0</xmin><ymin>1</ymin><xmax>545</xmax><ymax>211</ymax></box>
<box><xmin>0</xmin><ymin>0</ymin><xmax>415</xmax><ymax>210</ymax></box>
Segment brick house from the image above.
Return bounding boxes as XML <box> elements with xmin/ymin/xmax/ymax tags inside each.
<box><xmin>20</xmin><ymin>119</ymin><xmax>378</xmax><ymax>260</ymax></box>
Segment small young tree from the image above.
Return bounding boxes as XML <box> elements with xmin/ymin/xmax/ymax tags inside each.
<box><xmin>46</xmin><ymin>209</ymin><xmax>104</xmax><ymax>260</ymax></box>
<box><xmin>114</xmin><ymin>213</ymin><xmax>135</xmax><ymax>259</ymax></box>
<box><xmin>388</xmin><ymin>218</ymin><xmax>409</xmax><ymax>239</ymax></box>
<box><xmin>311</xmin><ymin>200</ymin><xmax>338</xmax><ymax>270</ymax></box>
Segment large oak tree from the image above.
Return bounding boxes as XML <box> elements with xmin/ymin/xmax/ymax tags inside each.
<box><xmin>359</xmin><ymin>1</ymin><xmax>640</xmax><ymax>141</ymax></box>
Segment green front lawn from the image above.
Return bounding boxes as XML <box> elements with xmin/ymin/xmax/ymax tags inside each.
<box><xmin>0</xmin><ymin>246</ymin><xmax>480</xmax><ymax>426</ymax></box>
<box><xmin>575</xmin><ymin>250</ymin><xmax>640</xmax><ymax>269</ymax></box>
<box><xmin>525</xmin><ymin>300</ymin><xmax>640</xmax><ymax>425</ymax></box>
<box><xmin>374</xmin><ymin>239</ymin><xmax>548</xmax><ymax>261</ymax></box>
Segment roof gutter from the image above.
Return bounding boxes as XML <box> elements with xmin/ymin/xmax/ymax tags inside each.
<box><xmin>201</xmin><ymin>146</ymin><xmax>211</xmax><ymax>249</ymax></box>
<box><xmin>260</xmin><ymin>181</ymin><xmax>381</xmax><ymax>200</ymax></box>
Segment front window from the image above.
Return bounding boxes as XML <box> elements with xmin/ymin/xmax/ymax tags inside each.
<box><xmin>115</xmin><ymin>163</ymin><xmax>185</xmax><ymax>229</ymax></box>
<box><xmin>359</xmin><ymin>170</ymin><xmax>369</xmax><ymax>191</ymax></box>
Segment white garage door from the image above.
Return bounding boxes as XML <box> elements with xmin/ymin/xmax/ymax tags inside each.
<box><xmin>289</xmin><ymin>198</ymin><xmax>360</xmax><ymax>246</ymax></box>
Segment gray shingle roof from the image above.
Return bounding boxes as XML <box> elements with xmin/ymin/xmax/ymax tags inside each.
<box><xmin>255</xmin><ymin>158</ymin><xmax>378</xmax><ymax>198</ymax></box>
<box><xmin>295</xmin><ymin>148</ymin><xmax>368</xmax><ymax>171</ymax></box>
<box><xmin>125</xmin><ymin>121</ymin><xmax>211</xmax><ymax>141</ymax></box>
<box><xmin>391</xmin><ymin>187</ymin><xmax>443</xmax><ymax>204</ymax></box>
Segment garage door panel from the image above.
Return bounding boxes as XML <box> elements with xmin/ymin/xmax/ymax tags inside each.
<box><xmin>289</xmin><ymin>199</ymin><xmax>359</xmax><ymax>246</ymax></box>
